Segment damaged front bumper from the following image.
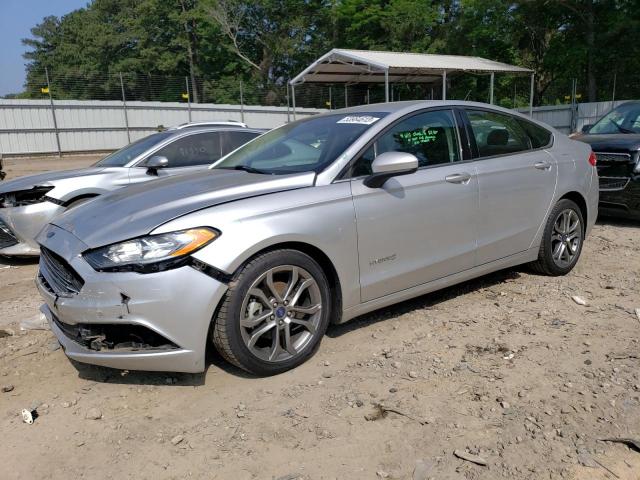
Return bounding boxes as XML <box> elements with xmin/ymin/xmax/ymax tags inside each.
<box><xmin>37</xmin><ymin>225</ymin><xmax>228</xmax><ymax>373</ymax></box>
<box><xmin>0</xmin><ymin>201</ymin><xmax>65</xmax><ymax>256</ymax></box>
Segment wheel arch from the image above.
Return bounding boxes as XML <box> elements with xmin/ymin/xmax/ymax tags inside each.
<box><xmin>63</xmin><ymin>193</ymin><xmax>101</xmax><ymax>207</ymax></box>
<box><xmin>558</xmin><ymin>191</ymin><xmax>588</xmax><ymax>229</ymax></box>
<box><xmin>231</xmin><ymin>241</ymin><xmax>343</xmax><ymax>324</ymax></box>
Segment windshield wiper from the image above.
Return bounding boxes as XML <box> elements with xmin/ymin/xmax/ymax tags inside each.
<box><xmin>609</xmin><ymin>119</ymin><xmax>634</xmax><ymax>134</ymax></box>
<box><xmin>219</xmin><ymin>165</ymin><xmax>268</xmax><ymax>174</ymax></box>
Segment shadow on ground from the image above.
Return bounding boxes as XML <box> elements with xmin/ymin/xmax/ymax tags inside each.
<box><xmin>596</xmin><ymin>215</ymin><xmax>640</xmax><ymax>228</ymax></box>
<box><xmin>0</xmin><ymin>255</ymin><xmax>39</xmax><ymax>266</ymax></box>
<box><xmin>326</xmin><ymin>267</ymin><xmax>522</xmax><ymax>339</ymax></box>
<box><xmin>69</xmin><ymin>267</ymin><xmax>524</xmax><ymax>384</ymax></box>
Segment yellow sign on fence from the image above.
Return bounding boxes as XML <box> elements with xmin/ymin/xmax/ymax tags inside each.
<box><xmin>41</xmin><ymin>87</ymin><xmax>49</xmax><ymax>94</ymax></box>
<box><xmin>181</xmin><ymin>93</ymin><xmax>189</xmax><ymax>100</ymax></box>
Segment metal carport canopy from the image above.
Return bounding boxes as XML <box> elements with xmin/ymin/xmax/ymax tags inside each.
<box><xmin>289</xmin><ymin>48</ymin><xmax>534</xmax><ymax>113</ymax></box>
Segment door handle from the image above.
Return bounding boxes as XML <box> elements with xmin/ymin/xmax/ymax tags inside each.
<box><xmin>445</xmin><ymin>172</ymin><xmax>472</xmax><ymax>184</ymax></box>
<box><xmin>534</xmin><ymin>161</ymin><xmax>552</xmax><ymax>170</ymax></box>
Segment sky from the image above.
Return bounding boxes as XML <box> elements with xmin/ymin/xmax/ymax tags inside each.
<box><xmin>0</xmin><ymin>0</ymin><xmax>88</xmax><ymax>96</ymax></box>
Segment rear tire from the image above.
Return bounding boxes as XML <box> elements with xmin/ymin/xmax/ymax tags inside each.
<box><xmin>530</xmin><ymin>199</ymin><xmax>584</xmax><ymax>276</ymax></box>
<box><xmin>212</xmin><ymin>249</ymin><xmax>331</xmax><ymax>376</ymax></box>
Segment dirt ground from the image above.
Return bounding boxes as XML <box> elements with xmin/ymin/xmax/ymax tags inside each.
<box><xmin>1</xmin><ymin>156</ymin><xmax>639</xmax><ymax>480</ymax></box>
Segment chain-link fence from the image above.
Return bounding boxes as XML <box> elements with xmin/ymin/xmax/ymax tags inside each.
<box><xmin>2</xmin><ymin>67</ymin><xmax>638</xmax><ymax>156</ymax></box>
<box><xmin>11</xmin><ymin>67</ymin><xmax>640</xmax><ymax>110</ymax></box>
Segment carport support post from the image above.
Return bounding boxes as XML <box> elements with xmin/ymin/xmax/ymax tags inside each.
<box><xmin>489</xmin><ymin>72</ymin><xmax>495</xmax><ymax>104</ymax></box>
<box><xmin>119</xmin><ymin>73</ymin><xmax>131</xmax><ymax>144</ymax></box>
<box><xmin>442</xmin><ymin>70</ymin><xmax>447</xmax><ymax>100</ymax></box>
<box><xmin>185</xmin><ymin>76</ymin><xmax>192</xmax><ymax>122</ymax></box>
<box><xmin>344</xmin><ymin>84</ymin><xmax>348</xmax><ymax>107</ymax></box>
<box><xmin>384</xmin><ymin>69</ymin><xmax>389</xmax><ymax>102</ymax></box>
<box><xmin>291</xmin><ymin>84</ymin><xmax>297</xmax><ymax>120</ymax></box>
<box><xmin>45</xmin><ymin>67</ymin><xmax>62</xmax><ymax>158</ymax></box>
<box><xmin>529</xmin><ymin>73</ymin><xmax>535</xmax><ymax>116</ymax></box>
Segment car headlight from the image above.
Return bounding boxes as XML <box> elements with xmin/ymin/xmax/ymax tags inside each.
<box><xmin>83</xmin><ymin>228</ymin><xmax>219</xmax><ymax>272</ymax></box>
<box><xmin>0</xmin><ymin>186</ymin><xmax>54</xmax><ymax>207</ymax></box>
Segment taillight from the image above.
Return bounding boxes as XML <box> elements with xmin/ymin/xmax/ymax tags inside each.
<box><xmin>588</xmin><ymin>151</ymin><xmax>597</xmax><ymax>167</ymax></box>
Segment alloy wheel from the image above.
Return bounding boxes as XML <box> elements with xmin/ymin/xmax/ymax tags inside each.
<box><xmin>550</xmin><ymin>208</ymin><xmax>582</xmax><ymax>268</ymax></box>
<box><xmin>239</xmin><ymin>265</ymin><xmax>322</xmax><ymax>362</ymax></box>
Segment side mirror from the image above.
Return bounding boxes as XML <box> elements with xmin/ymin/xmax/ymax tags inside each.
<box><xmin>364</xmin><ymin>152</ymin><xmax>419</xmax><ymax>188</ymax></box>
<box><xmin>581</xmin><ymin>124</ymin><xmax>593</xmax><ymax>133</ymax></box>
<box><xmin>146</xmin><ymin>155</ymin><xmax>169</xmax><ymax>176</ymax></box>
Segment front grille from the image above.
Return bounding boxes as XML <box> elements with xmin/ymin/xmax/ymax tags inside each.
<box><xmin>39</xmin><ymin>246</ymin><xmax>84</xmax><ymax>296</ymax></box>
<box><xmin>599</xmin><ymin>176</ymin><xmax>630</xmax><ymax>191</ymax></box>
<box><xmin>595</xmin><ymin>152</ymin><xmax>632</xmax><ymax>163</ymax></box>
<box><xmin>0</xmin><ymin>220</ymin><xmax>18</xmax><ymax>249</ymax></box>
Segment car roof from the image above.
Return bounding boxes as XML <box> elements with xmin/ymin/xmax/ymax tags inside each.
<box><xmin>315</xmin><ymin>100</ymin><xmax>554</xmax><ymax>131</ymax></box>
<box><xmin>329</xmin><ymin>100</ymin><xmax>522</xmax><ymax>115</ymax></box>
<box><xmin>163</xmin><ymin>126</ymin><xmax>266</xmax><ymax>137</ymax></box>
<box><xmin>171</xmin><ymin>121</ymin><xmax>248</xmax><ymax>129</ymax></box>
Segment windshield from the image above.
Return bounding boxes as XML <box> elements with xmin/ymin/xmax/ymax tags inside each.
<box><xmin>94</xmin><ymin>132</ymin><xmax>174</xmax><ymax>167</ymax></box>
<box><xmin>213</xmin><ymin>113</ymin><xmax>388</xmax><ymax>174</ymax></box>
<box><xmin>588</xmin><ymin>103</ymin><xmax>640</xmax><ymax>134</ymax></box>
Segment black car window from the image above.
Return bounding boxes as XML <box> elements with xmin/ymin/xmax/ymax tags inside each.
<box><xmin>517</xmin><ymin>119</ymin><xmax>552</xmax><ymax>148</ymax></box>
<box><xmin>467</xmin><ymin>110</ymin><xmax>531</xmax><ymax>157</ymax></box>
<box><xmin>221</xmin><ymin>131</ymin><xmax>261</xmax><ymax>155</ymax></box>
<box><xmin>152</xmin><ymin>132</ymin><xmax>223</xmax><ymax>167</ymax></box>
<box><xmin>94</xmin><ymin>132</ymin><xmax>173</xmax><ymax>167</ymax></box>
<box><xmin>347</xmin><ymin>109</ymin><xmax>460</xmax><ymax>177</ymax></box>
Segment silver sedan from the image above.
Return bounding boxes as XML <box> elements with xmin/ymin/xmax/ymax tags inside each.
<box><xmin>0</xmin><ymin>125</ymin><xmax>262</xmax><ymax>256</ymax></box>
<box><xmin>36</xmin><ymin>101</ymin><xmax>598</xmax><ymax>375</ymax></box>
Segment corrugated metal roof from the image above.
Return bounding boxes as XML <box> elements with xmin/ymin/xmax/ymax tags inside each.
<box><xmin>291</xmin><ymin>49</ymin><xmax>532</xmax><ymax>85</ymax></box>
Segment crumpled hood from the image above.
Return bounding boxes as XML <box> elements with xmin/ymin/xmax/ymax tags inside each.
<box><xmin>0</xmin><ymin>168</ymin><xmax>107</xmax><ymax>194</ymax></box>
<box><xmin>576</xmin><ymin>134</ymin><xmax>640</xmax><ymax>152</ymax></box>
<box><xmin>52</xmin><ymin>169</ymin><xmax>316</xmax><ymax>249</ymax></box>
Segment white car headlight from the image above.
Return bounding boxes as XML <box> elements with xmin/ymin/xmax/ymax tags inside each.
<box><xmin>83</xmin><ymin>228</ymin><xmax>219</xmax><ymax>272</ymax></box>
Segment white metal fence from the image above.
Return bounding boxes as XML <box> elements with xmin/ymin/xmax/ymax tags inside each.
<box><xmin>0</xmin><ymin>98</ymin><xmax>634</xmax><ymax>156</ymax></box>
<box><xmin>0</xmin><ymin>99</ymin><xmax>324</xmax><ymax>156</ymax></box>
<box><xmin>518</xmin><ymin>100</ymin><xmax>630</xmax><ymax>134</ymax></box>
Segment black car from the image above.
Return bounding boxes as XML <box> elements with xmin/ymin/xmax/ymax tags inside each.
<box><xmin>574</xmin><ymin>101</ymin><xmax>640</xmax><ymax>219</ymax></box>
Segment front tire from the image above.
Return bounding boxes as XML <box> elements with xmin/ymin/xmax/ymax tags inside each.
<box><xmin>530</xmin><ymin>199</ymin><xmax>584</xmax><ymax>276</ymax></box>
<box><xmin>212</xmin><ymin>249</ymin><xmax>331</xmax><ymax>375</ymax></box>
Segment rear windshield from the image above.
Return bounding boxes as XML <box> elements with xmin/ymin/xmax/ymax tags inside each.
<box><xmin>213</xmin><ymin>113</ymin><xmax>388</xmax><ymax>174</ymax></box>
<box><xmin>94</xmin><ymin>132</ymin><xmax>173</xmax><ymax>167</ymax></box>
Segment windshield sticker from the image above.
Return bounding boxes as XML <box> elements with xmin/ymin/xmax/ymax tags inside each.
<box><xmin>337</xmin><ymin>115</ymin><xmax>380</xmax><ymax>125</ymax></box>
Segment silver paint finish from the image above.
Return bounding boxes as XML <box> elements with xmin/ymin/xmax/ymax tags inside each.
<box><xmin>0</xmin><ymin>127</ymin><xmax>262</xmax><ymax>256</ymax></box>
<box><xmin>351</xmin><ymin>163</ymin><xmax>478</xmax><ymax>302</ymax></box>
<box><xmin>37</xmin><ymin>100</ymin><xmax>598</xmax><ymax>373</ymax></box>
<box><xmin>370</xmin><ymin>151</ymin><xmax>419</xmax><ymax>173</ymax></box>
<box><xmin>36</xmin><ymin>225</ymin><xmax>226</xmax><ymax>373</ymax></box>
<box><xmin>53</xmin><ymin>170</ymin><xmax>316</xmax><ymax>249</ymax></box>
<box><xmin>474</xmin><ymin>148</ymin><xmax>558</xmax><ymax>265</ymax></box>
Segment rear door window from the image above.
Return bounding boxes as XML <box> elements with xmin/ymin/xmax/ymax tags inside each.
<box><xmin>466</xmin><ymin>110</ymin><xmax>531</xmax><ymax>157</ymax></box>
<box><xmin>517</xmin><ymin>119</ymin><xmax>552</xmax><ymax>148</ymax></box>
<box><xmin>152</xmin><ymin>132</ymin><xmax>223</xmax><ymax>167</ymax></box>
<box><xmin>222</xmin><ymin>131</ymin><xmax>261</xmax><ymax>155</ymax></box>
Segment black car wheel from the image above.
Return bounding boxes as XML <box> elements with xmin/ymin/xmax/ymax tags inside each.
<box><xmin>212</xmin><ymin>249</ymin><xmax>331</xmax><ymax>375</ymax></box>
<box><xmin>531</xmin><ymin>199</ymin><xmax>584</xmax><ymax>276</ymax></box>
